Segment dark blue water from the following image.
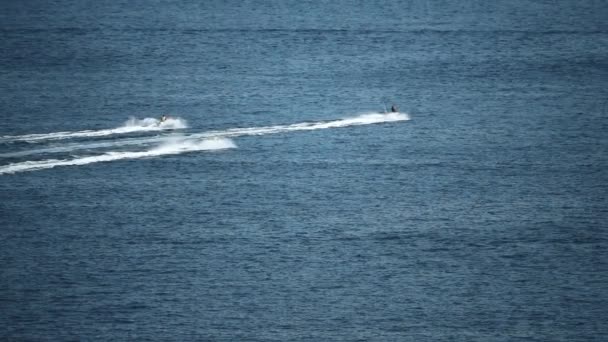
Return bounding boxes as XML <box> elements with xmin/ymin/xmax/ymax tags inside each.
<box><xmin>1</xmin><ymin>1</ymin><xmax>607</xmax><ymax>340</ymax></box>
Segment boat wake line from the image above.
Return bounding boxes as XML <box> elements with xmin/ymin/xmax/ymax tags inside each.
<box><xmin>0</xmin><ymin>112</ymin><xmax>409</xmax><ymax>175</ymax></box>
<box><xmin>0</xmin><ymin>117</ymin><xmax>188</xmax><ymax>143</ymax></box>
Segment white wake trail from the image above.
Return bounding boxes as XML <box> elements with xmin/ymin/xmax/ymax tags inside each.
<box><xmin>1</xmin><ymin>112</ymin><xmax>409</xmax><ymax>158</ymax></box>
<box><xmin>196</xmin><ymin>112</ymin><xmax>410</xmax><ymax>139</ymax></box>
<box><xmin>0</xmin><ymin>112</ymin><xmax>409</xmax><ymax>174</ymax></box>
<box><xmin>0</xmin><ymin>138</ymin><xmax>235</xmax><ymax>175</ymax></box>
<box><xmin>0</xmin><ymin>117</ymin><xmax>187</xmax><ymax>143</ymax></box>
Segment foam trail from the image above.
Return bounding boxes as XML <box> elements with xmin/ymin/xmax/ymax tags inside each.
<box><xmin>0</xmin><ymin>135</ymin><xmax>172</xmax><ymax>158</ymax></box>
<box><xmin>197</xmin><ymin>112</ymin><xmax>410</xmax><ymax>139</ymax></box>
<box><xmin>0</xmin><ymin>138</ymin><xmax>235</xmax><ymax>175</ymax></box>
<box><xmin>3</xmin><ymin>112</ymin><xmax>408</xmax><ymax>157</ymax></box>
<box><xmin>0</xmin><ymin>112</ymin><xmax>408</xmax><ymax>158</ymax></box>
<box><xmin>0</xmin><ymin>117</ymin><xmax>187</xmax><ymax>143</ymax></box>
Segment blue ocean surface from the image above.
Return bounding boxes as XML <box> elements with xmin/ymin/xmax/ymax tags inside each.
<box><xmin>1</xmin><ymin>0</ymin><xmax>607</xmax><ymax>340</ymax></box>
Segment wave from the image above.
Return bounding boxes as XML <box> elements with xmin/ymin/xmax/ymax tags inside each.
<box><xmin>0</xmin><ymin>138</ymin><xmax>235</xmax><ymax>175</ymax></box>
<box><xmin>0</xmin><ymin>112</ymin><xmax>409</xmax><ymax>174</ymax></box>
<box><xmin>0</xmin><ymin>117</ymin><xmax>188</xmax><ymax>143</ymax></box>
<box><xmin>1</xmin><ymin>112</ymin><xmax>409</xmax><ymax>158</ymax></box>
<box><xmin>201</xmin><ymin>112</ymin><xmax>408</xmax><ymax>138</ymax></box>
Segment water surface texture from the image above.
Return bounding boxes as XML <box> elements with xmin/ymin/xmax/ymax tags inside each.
<box><xmin>1</xmin><ymin>1</ymin><xmax>607</xmax><ymax>340</ymax></box>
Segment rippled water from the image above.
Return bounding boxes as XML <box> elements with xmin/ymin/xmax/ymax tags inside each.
<box><xmin>1</xmin><ymin>1</ymin><xmax>607</xmax><ymax>340</ymax></box>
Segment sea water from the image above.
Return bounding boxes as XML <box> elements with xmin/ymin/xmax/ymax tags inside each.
<box><xmin>1</xmin><ymin>1</ymin><xmax>607</xmax><ymax>340</ymax></box>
